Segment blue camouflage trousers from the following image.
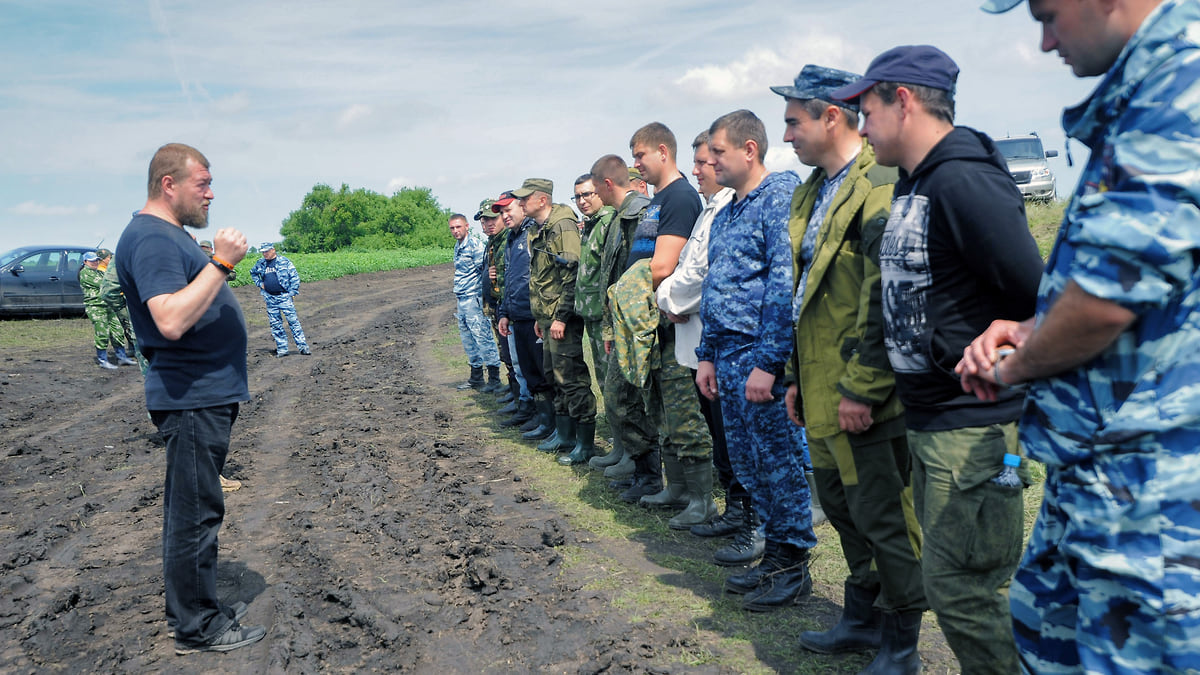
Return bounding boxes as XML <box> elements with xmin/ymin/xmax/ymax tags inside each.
<box><xmin>455</xmin><ymin>295</ymin><xmax>500</xmax><ymax>368</ymax></box>
<box><xmin>713</xmin><ymin>340</ymin><xmax>815</xmax><ymax>550</ymax></box>
<box><xmin>1011</xmin><ymin>444</ymin><xmax>1200</xmax><ymax>674</ymax></box>
<box><xmin>264</xmin><ymin>293</ymin><xmax>309</xmax><ymax>355</ymax></box>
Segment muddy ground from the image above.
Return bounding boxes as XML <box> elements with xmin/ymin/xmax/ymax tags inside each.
<box><xmin>0</xmin><ymin>264</ymin><xmax>960</xmax><ymax>674</ymax></box>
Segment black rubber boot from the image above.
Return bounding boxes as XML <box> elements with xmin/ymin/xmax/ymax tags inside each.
<box><xmin>481</xmin><ymin>365</ymin><xmax>503</xmax><ymax>393</ymax></box>
<box><xmin>713</xmin><ymin>498</ymin><xmax>764</xmax><ymax>567</ymax></box>
<box><xmin>558</xmin><ymin>422</ymin><xmax>596</xmax><ymax>465</ymax></box>
<box><xmin>860</xmin><ymin>610</ymin><xmax>923</xmax><ymax>675</ymax></box>
<box><xmin>522</xmin><ymin>396</ymin><xmax>556</xmax><ymax>440</ymax></box>
<box><xmin>690</xmin><ymin>499</ymin><xmax>745</xmax><ymax>538</ymax></box>
<box><xmin>456</xmin><ymin>366</ymin><xmax>484</xmax><ymax>390</ymax></box>
<box><xmin>798</xmin><ymin>580</ymin><xmax>883</xmax><ymax>654</ymax></box>
<box><xmin>501</xmin><ymin>398</ymin><xmax>535</xmax><ymax>427</ymax></box>
<box><xmin>619</xmin><ymin>450</ymin><xmax>662</xmax><ymax>503</ymax></box>
<box><xmin>538</xmin><ymin>415</ymin><xmax>575</xmax><ymax>452</ymax></box>
<box><xmin>496</xmin><ymin>377</ymin><xmax>515</xmax><ymax>404</ymax></box>
<box><xmin>497</xmin><ymin>381</ymin><xmax>520</xmax><ymax>415</ymax></box>
<box><xmin>741</xmin><ymin>543</ymin><xmax>812</xmax><ymax>611</ymax></box>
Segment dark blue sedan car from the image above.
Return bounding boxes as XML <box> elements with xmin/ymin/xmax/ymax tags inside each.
<box><xmin>0</xmin><ymin>246</ymin><xmax>94</xmax><ymax>317</ymax></box>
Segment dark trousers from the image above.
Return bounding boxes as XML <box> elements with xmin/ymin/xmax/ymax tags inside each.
<box><xmin>510</xmin><ymin>319</ymin><xmax>549</xmax><ymax>396</ymax></box>
<box><xmin>696</xmin><ymin>384</ymin><xmax>748</xmax><ymax>503</ymax></box>
<box><xmin>151</xmin><ymin>403</ymin><xmax>239</xmax><ymax>646</ymax></box>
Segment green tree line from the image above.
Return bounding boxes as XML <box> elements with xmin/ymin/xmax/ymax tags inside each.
<box><xmin>279</xmin><ymin>183</ymin><xmax>453</xmax><ymax>252</ymax></box>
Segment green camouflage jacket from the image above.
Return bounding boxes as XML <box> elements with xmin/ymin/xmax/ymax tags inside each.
<box><xmin>600</xmin><ymin>190</ymin><xmax>652</xmax><ymax>341</ymax></box>
<box><xmin>528</xmin><ymin>203</ymin><xmax>582</xmax><ymax>324</ymax></box>
<box><xmin>574</xmin><ymin>205</ymin><xmax>616</xmax><ymax>321</ymax></box>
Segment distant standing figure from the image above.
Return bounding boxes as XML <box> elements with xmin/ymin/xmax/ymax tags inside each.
<box><xmin>80</xmin><ymin>251</ymin><xmax>136</xmax><ymax>369</ymax></box>
<box><xmin>250</xmin><ymin>242</ymin><xmax>310</xmax><ymax>357</ymax></box>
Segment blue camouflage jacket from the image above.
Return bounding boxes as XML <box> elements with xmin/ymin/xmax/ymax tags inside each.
<box><xmin>698</xmin><ymin>170</ymin><xmax>801</xmax><ymax>375</ymax></box>
<box><xmin>1021</xmin><ymin>0</ymin><xmax>1200</xmax><ymax>468</ymax></box>
<box><xmin>452</xmin><ymin>232</ymin><xmax>487</xmax><ymax>299</ymax></box>
<box><xmin>250</xmin><ymin>254</ymin><xmax>301</xmax><ymax>298</ymax></box>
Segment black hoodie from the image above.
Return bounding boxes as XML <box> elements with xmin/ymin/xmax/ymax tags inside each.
<box><xmin>878</xmin><ymin>126</ymin><xmax>1044</xmax><ymax>431</ymax></box>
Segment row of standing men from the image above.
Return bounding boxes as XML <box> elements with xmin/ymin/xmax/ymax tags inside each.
<box><xmin>447</xmin><ymin>46</ymin><xmax>1039</xmax><ymax>675</ymax></box>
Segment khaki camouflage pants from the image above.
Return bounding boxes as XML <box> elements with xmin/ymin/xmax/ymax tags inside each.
<box><xmin>583</xmin><ymin>318</ymin><xmax>608</xmax><ymax>387</ymax></box>
<box><xmin>909</xmin><ymin>423</ymin><xmax>1023</xmax><ymax>675</ymax></box>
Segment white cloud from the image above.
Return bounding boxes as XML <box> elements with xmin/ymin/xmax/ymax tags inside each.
<box><xmin>337</xmin><ymin>103</ymin><xmax>373</xmax><ymax>131</ymax></box>
<box><xmin>671</xmin><ymin>33</ymin><xmax>864</xmax><ymax>103</ymax></box>
<box><xmin>765</xmin><ymin>146</ymin><xmax>803</xmax><ymax>175</ymax></box>
<box><xmin>10</xmin><ymin>202</ymin><xmax>101</xmax><ymax>217</ymax></box>
<box><xmin>386</xmin><ymin>177</ymin><xmax>411</xmax><ymax>194</ymax></box>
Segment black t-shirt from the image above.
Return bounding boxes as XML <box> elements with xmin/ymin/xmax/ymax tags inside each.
<box><xmin>625</xmin><ymin>176</ymin><xmax>703</xmax><ymax>269</ymax></box>
<box><xmin>115</xmin><ymin>214</ymin><xmax>249</xmax><ymax>411</ymax></box>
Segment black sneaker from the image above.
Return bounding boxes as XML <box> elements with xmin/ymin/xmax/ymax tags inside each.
<box><xmin>175</xmin><ymin>622</ymin><xmax>265</xmax><ymax>655</ymax></box>
<box><xmin>299</xmin><ymin>348</ymin><xmax>311</xmax><ymax>355</ymax></box>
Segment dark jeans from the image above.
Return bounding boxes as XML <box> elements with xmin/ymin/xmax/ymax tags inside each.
<box><xmin>695</xmin><ymin>384</ymin><xmax>748</xmax><ymax>503</ymax></box>
<box><xmin>510</xmin><ymin>319</ymin><xmax>550</xmax><ymax>396</ymax></box>
<box><xmin>151</xmin><ymin>403</ymin><xmax>239</xmax><ymax>646</ymax></box>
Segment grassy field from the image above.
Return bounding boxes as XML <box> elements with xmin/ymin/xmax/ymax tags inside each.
<box><xmin>1026</xmin><ymin>199</ymin><xmax>1067</xmax><ymax>257</ymax></box>
<box><xmin>228</xmin><ymin>247</ymin><xmax>451</xmax><ymax>287</ymax></box>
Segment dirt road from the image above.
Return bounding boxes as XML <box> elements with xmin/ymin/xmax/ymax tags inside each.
<box><xmin>0</xmin><ymin>264</ymin><xmax>959</xmax><ymax>674</ymax></box>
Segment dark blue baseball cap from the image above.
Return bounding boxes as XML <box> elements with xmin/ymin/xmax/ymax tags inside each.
<box><xmin>980</xmin><ymin>0</ymin><xmax>1023</xmax><ymax>12</ymax></box>
<box><xmin>831</xmin><ymin>45</ymin><xmax>960</xmax><ymax>103</ymax></box>
<box><xmin>770</xmin><ymin>65</ymin><xmax>862</xmax><ymax>112</ymax></box>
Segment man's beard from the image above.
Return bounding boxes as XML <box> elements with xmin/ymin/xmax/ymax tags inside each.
<box><xmin>178</xmin><ymin>203</ymin><xmax>209</xmax><ymax>229</ymax></box>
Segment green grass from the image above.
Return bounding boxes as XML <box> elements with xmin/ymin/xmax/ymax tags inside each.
<box><xmin>229</xmin><ymin>247</ymin><xmax>451</xmax><ymax>287</ymax></box>
<box><xmin>1026</xmin><ymin>199</ymin><xmax>1067</xmax><ymax>257</ymax></box>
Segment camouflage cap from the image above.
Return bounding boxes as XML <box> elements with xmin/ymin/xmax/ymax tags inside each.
<box><xmin>628</xmin><ymin>167</ymin><xmax>644</xmax><ymax>181</ymax></box>
<box><xmin>259</xmin><ymin>242</ymin><xmax>276</xmax><ymax>251</ymax></box>
<box><xmin>510</xmin><ymin>178</ymin><xmax>553</xmax><ymax>199</ymax></box>
<box><xmin>96</xmin><ymin>247</ymin><xmax>113</xmax><ymax>260</ymax></box>
<box><xmin>474</xmin><ymin>198</ymin><xmax>498</xmax><ymax>221</ymax></box>
<box><xmin>83</xmin><ymin>252</ymin><xmax>99</xmax><ymax>262</ymax></box>
<box><xmin>770</xmin><ymin>64</ymin><xmax>862</xmax><ymax>112</ymax></box>
<box><xmin>198</xmin><ymin>240</ymin><xmax>213</xmax><ymax>249</ymax></box>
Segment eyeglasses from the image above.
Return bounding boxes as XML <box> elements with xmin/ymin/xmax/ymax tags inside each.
<box><xmin>574</xmin><ymin>191</ymin><xmax>596</xmax><ymax>201</ymax></box>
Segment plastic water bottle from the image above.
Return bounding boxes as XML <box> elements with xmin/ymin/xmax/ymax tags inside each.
<box><xmin>990</xmin><ymin>453</ymin><xmax>1023</xmax><ymax>488</ymax></box>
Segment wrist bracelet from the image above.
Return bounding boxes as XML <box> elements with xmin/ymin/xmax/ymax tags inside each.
<box><xmin>210</xmin><ymin>257</ymin><xmax>233</xmax><ymax>274</ymax></box>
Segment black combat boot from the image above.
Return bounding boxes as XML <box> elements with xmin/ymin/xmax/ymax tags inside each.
<box><xmin>619</xmin><ymin>450</ymin><xmax>663</xmax><ymax>503</ymax></box>
<box><xmin>500</xmin><ymin>397</ymin><xmax>535</xmax><ymax>427</ymax></box>
<box><xmin>713</xmin><ymin>498</ymin><xmax>764</xmax><ymax>566</ymax></box>
<box><xmin>741</xmin><ymin>542</ymin><xmax>812</xmax><ymax>611</ymax></box>
<box><xmin>481</xmin><ymin>365</ymin><xmax>503</xmax><ymax>393</ymax></box>
<box><xmin>798</xmin><ymin>580</ymin><xmax>883</xmax><ymax>654</ymax></box>
<box><xmin>497</xmin><ymin>381</ymin><xmax>520</xmax><ymax>415</ymax></box>
<box><xmin>456</xmin><ymin>366</ymin><xmax>484</xmax><ymax>390</ymax></box>
<box><xmin>690</xmin><ymin>498</ymin><xmax>745</xmax><ymax>538</ymax></box>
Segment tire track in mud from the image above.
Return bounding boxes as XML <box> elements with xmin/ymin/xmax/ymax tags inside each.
<box><xmin>0</xmin><ymin>266</ymin><xmax>720</xmax><ymax>674</ymax></box>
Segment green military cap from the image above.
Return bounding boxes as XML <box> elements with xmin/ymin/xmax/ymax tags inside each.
<box><xmin>510</xmin><ymin>178</ymin><xmax>553</xmax><ymax>199</ymax></box>
<box><xmin>96</xmin><ymin>248</ymin><xmax>113</xmax><ymax>260</ymax></box>
<box><xmin>628</xmin><ymin>167</ymin><xmax>644</xmax><ymax>181</ymax></box>
<box><xmin>474</xmin><ymin>198</ymin><xmax>497</xmax><ymax>221</ymax></box>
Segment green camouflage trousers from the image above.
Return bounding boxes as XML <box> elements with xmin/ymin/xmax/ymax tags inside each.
<box><xmin>584</xmin><ymin>318</ymin><xmax>608</xmax><ymax>387</ymax></box>
<box><xmin>909</xmin><ymin>423</ymin><xmax>1025</xmax><ymax>675</ymax></box>
<box><xmin>85</xmin><ymin>304</ymin><xmax>125</xmax><ymax>351</ymax></box>
<box><xmin>539</xmin><ymin>316</ymin><xmax>595</xmax><ymax>423</ymax></box>
<box><xmin>605</xmin><ymin>324</ymin><xmax>710</xmax><ymax>461</ymax></box>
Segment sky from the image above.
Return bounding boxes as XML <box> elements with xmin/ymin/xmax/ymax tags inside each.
<box><xmin>0</xmin><ymin>0</ymin><xmax>1097</xmax><ymax>253</ymax></box>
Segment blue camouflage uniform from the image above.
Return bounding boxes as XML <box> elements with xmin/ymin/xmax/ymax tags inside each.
<box><xmin>452</xmin><ymin>231</ymin><xmax>501</xmax><ymax>369</ymax></box>
<box><xmin>699</xmin><ymin>170</ymin><xmax>815</xmax><ymax>552</ymax></box>
<box><xmin>249</xmin><ymin>250</ymin><xmax>309</xmax><ymax>356</ymax></box>
<box><xmin>1009</xmin><ymin>2</ymin><xmax>1200</xmax><ymax>672</ymax></box>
